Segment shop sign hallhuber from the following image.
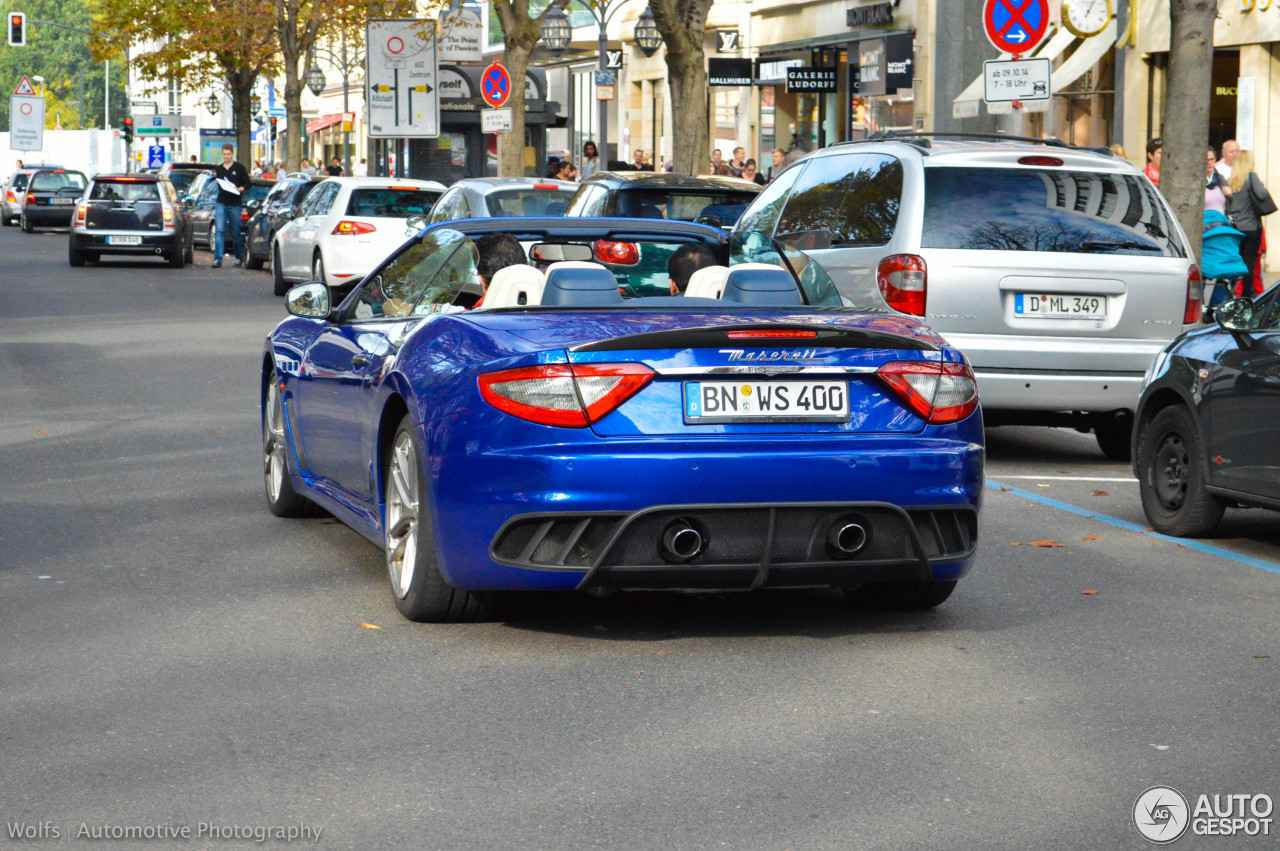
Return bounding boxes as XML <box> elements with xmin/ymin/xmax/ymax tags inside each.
<box><xmin>786</xmin><ymin>67</ymin><xmax>838</xmax><ymax>93</ymax></box>
<box><xmin>708</xmin><ymin>58</ymin><xmax>754</xmax><ymax>87</ymax></box>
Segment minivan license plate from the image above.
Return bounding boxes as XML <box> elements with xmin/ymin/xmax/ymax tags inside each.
<box><xmin>107</xmin><ymin>235</ymin><xmax>142</xmax><ymax>245</ymax></box>
<box><xmin>684</xmin><ymin>380</ymin><xmax>849</xmax><ymax>423</ymax></box>
<box><xmin>1015</xmin><ymin>293</ymin><xmax>1107</xmax><ymax>319</ymax></box>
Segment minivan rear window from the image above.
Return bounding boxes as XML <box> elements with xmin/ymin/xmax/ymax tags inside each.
<box><xmin>91</xmin><ymin>181</ymin><xmax>161</xmax><ymax>202</ymax></box>
<box><xmin>30</xmin><ymin>171</ymin><xmax>87</xmax><ymax>192</ymax></box>
<box><xmin>922</xmin><ymin>167</ymin><xmax>1185</xmax><ymax>257</ymax></box>
<box><xmin>346</xmin><ymin>188</ymin><xmax>441</xmax><ymax>217</ymax></box>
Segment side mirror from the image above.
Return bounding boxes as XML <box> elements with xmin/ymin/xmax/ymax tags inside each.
<box><xmin>1216</xmin><ymin>297</ymin><xmax>1257</xmax><ymax>332</ymax></box>
<box><xmin>246</xmin><ymin>199</ymin><xmax>262</xmax><ymax>211</ymax></box>
<box><xmin>404</xmin><ymin>214</ymin><xmax>427</xmax><ymax>238</ymax></box>
<box><xmin>285</xmin><ymin>282</ymin><xmax>331</xmax><ymax>318</ymax></box>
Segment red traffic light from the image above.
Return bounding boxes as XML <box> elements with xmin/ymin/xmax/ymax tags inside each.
<box><xmin>122</xmin><ymin>117</ymin><xmax>133</xmax><ymax>126</ymax></box>
<box><xmin>8</xmin><ymin>12</ymin><xmax>25</xmax><ymax>46</ymax></box>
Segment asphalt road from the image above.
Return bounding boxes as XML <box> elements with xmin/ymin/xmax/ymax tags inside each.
<box><xmin>1</xmin><ymin>225</ymin><xmax>1278</xmax><ymax>850</ymax></box>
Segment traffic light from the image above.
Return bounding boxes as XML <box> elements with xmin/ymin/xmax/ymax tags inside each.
<box><xmin>121</xmin><ymin>115</ymin><xmax>134</xmax><ymax>144</ymax></box>
<box><xmin>270</xmin><ymin>117</ymin><xmax>277</xmax><ymax>141</ymax></box>
<box><xmin>8</xmin><ymin>12</ymin><xmax>25</xmax><ymax>46</ymax></box>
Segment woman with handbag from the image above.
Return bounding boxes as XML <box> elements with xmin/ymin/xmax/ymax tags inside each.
<box><xmin>1225</xmin><ymin>150</ymin><xmax>1277</xmax><ymax>285</ymax></box>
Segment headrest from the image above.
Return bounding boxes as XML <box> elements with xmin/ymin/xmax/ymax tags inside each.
<box><xmin>483</xmin><ymin>265</ymin><xmax>545</xmax><ymax>308</ymax></box>
<box><xmin>540</xmin><ymin>261</ymin><xmax>624</xmax><ymax>307</ymax></box>
<box><xmin>684</xmin><ymin>265</ymin><xmax>730</xmax><ymax>299</ymax></box>
<box><xmin>721</xmin><ymin>263</ymin><xmax>803</xmax><ymax>305</ymax></box>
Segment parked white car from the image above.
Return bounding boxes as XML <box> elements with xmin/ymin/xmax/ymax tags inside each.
<box><xmin>270</xmin><ymin>177</ymin><xmax>445</xmax><ymax>291</ymax></box>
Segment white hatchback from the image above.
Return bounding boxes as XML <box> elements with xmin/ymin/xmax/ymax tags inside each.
<box><xmin>271</xmin><ymin>177</ymin><xmax>445</xmax><ymax>290</ymax></box>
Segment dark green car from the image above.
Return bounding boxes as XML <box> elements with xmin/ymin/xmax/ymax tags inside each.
<box><xmin>563</xmin><ymin>172</ymin><xmax>762</xmax><ymax>296</ymax></box>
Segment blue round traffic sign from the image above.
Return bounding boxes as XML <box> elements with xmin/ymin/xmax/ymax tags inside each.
<box><xmin>481</xmin><ymin>63</ymin><xmax>511</xmax><ymax>109</ymax></box>
<box><xmin>983</xmin><ymin>0</ymin><xmax>1048</xmax><ymax>55</ymax></box>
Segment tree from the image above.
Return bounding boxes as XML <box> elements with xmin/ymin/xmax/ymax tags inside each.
<box><xmin>648</xmin><ymin>0</ymin><xmax>712</xmax><ymax>175</ymax></box>
<box><xmin>490</xmin><ymin>0</ymin><xmax>562</xmax><ymax>177</ymax></box>
<box><xmin>1163</xmin><ymin>0</ymin><xmax>1217</xmax><ymax>258</ymax></box>
<box><xmin>91</xmin><ymin>0</ymin><xmax>277</xmax><ymax>165</ymax></box>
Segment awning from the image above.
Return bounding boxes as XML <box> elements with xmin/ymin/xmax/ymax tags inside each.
<box><xmin>951</xmin><ymin>27</ymin><xmax>1076</xmax><ymax>120</ymax></box>
<box><xmin>1051</xmin><ymin>19</ymin><xmax>1118</xmax><ymax>93</ymax></box>
<box><xmin>305</xmin><ymin>113</ymin><xmax>343</xmax><ymax>133</ymax></box>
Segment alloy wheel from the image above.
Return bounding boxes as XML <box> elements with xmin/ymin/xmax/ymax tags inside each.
<box><xmin>385</xmin><ymin>431</ymin><xmax>419</xmax><ymax>599</ymax></box>
<box><xmin>263</xmin><ymin>381</ymin><xmax>287</xmax><ymax>503</ymax></box>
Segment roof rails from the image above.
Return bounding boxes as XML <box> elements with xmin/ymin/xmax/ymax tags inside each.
<box><xmin>833</xmin><ymin>132</ymin><xmax>1115</xmax><ymax>156</ymax></box>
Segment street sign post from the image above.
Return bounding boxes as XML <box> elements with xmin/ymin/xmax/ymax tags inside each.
<box><xmin>982</xmin><ymin>57</ymin><xmax>1051</xmax><ymax>104</ymax></box>
<box><xmin>480</xmin><ymin>63</ymin><xmax>511</xmax><ymax>109</ymax></box>
<box><xmin>9</xmin><ymin>76</ymin><xmax>44</xmax><ymax>152</ymax></box>
<box><xmin>480</xmin><ymin>107</ymin><xmax>513</xmax><ymax>134</ymax></box>
<box><xmin>982</xmin><ymin>0</ymin><xmax>1048</xmax><ymax>56</ymax></box>
<box><xmin>367</xmin><ymin>19</ymin><xmax>439</xmax><ymax>138</ymax></box>
<box><xmin>594</xmin><ymin>70</ymin><xmax>616</xmax><ymax>101</ymax></box>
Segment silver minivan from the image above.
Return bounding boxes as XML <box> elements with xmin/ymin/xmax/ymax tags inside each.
<box><xmin>734</xmin><ymin>136</ymin><xmax>1200</xmax><ymax>459</ymax></box>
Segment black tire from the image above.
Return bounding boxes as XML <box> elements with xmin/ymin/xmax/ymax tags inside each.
<box><xmin>167</xmin><ymin>243</ymin><xmax>185</xmax><ymax>268</ymax></box>
<box><xmin>384</xmin><ymin>414</ymin><xmax>492</xmax><ymax>622</ymax></box>
<box><xmin>1095</xmin><ymin>416</ymin><xmax>1133</xmax><ymax>461</ymax></box>
<box><xmin>312</xmin><ymin>252</ymin><xmax>325</xmax><ymax>285</ymax></box>
<box><xmin>272</xmin><ymin>245</ymin><xmax>289</xmax><ymax>296</ymax></box>
<box><xmin>68</xmin><ymin>242</ymin><xmax>85</xmax><ymax>267</ymax></box>
<box><xmin>85</xmin><ymin>251</ymin><xmax>101</xmax><ymax>264</ymax></box>
<box><xmin>1137</xmin><ymin>405</ymin><xmax>1225</xmax><ymax>537</ymax></box>
<box><xmin>263</xmin><ymin>369</ymin><xmax>315</xmax><ymax>518</ymax></box>
<box><xmin>2</xmin><ymin>214</ymin><xmax>10</xmax><ymax>226</ymax></box>
<box><xmin>21</xmin><ymin>215</ymin><xmax>33</xmax><ymax>233</ymax></box>
<box><xmin>845</xmin><ymin>579</ymin><xmax>957</xmax><ymax>611</ymax></box>
<box><xmin>183</xmin><ymin>234</ymin><xmax>194</xmax><ymax>265</ymax></box>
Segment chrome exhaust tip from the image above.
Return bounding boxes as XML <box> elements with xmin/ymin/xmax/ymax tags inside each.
<box><xmin>660</xmin><ymin>520</ymin><xmax>705</xmax><ymax>563</ymax></box>
<box><xmin>827</xmin><ymin>520</ymin><xmax>867</xmax><ymax>557</ymax></box>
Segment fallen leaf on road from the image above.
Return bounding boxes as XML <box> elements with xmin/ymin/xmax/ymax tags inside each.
<box><xmin>1246</xmin><ymin>595</ymin><xmax>1260</xmax><ymax>599</ymax></box>
<box><xmin>1255</xmin><ymin>656</ymin><xmax>1271</xmax><ymax>660</ymax></box>
<box><xmin>360</xmin><ymin>622</ymin><xmax>381</xmax><ymax>630</ymax></box>
<box><xmin>1038</xmin><ymin>484</ymin><xmax>1050</xmax><ymax>488</ymax></box>
<box><xmin>1081</xmin><ymin>534</ymin><xmax>1101</xmax><ymax>542</ymax></box>
<box><xmin>1028</xmin><ymin>539</ymin><xmax>1065</xmax><ymax>547</ymax></box>
<box><xmin>36</xmin><ymin>430</ymin><xmax>47</xmax><ymax>434</ymax></box>
<box><xmin>1090</xmin><ymin>490</ymin><xmax>1109</xmax><ymax>496</ymax></box>
<box><xmin>657</xmin><ymin>649</ymin><xmax>672</xmax><ymax>654</ymax></box>
<box><xmin>1000</xmin><ymin>486</ymin><xmax>1011</xmax><ymax>492</ymax></box>
<box><xmin>1145</xmin><ymin>528</ymin><xmax>1156</xmax><ymax>533</ymax></box>
<box><xmin>1081</xmin><ymin>589</ymin><xmax>1100</xmax><ymax>595</ymax></box>
<box><xmin>212</xmin><ymin>430</ymin><xmax>224</xmax><ymax>434</ymax></box>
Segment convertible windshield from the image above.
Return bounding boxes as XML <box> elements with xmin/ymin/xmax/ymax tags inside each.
<box><xmin>350</xmin><ymin>229</ymin><xmax>479</xmax><ymax>321</ymax></box>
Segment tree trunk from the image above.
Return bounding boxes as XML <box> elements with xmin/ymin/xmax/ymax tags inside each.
<box><xmin>224</xmin><ymin>65</ymin><xmax>259</xmax><ymax>169</ymax></box>
<box><xmin>650</xmin><ymin>0</ymin><xmax>713</xmax><ymax>176</ymax></box>
<box><xmin>1164</xmin><ymin>0</ymin><xmax>1217</xmax><ymax>259</ymax></box>
<box><xmin>274</xmin><ymin>0</ymin><xmax>325</xmax><ymax>172</ymax></box>
<box><xmin>491</xmin><ymin>1</ymin><xmax>545</xmax><ymax>178</ymax></box>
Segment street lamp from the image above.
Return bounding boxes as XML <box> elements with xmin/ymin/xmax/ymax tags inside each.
<box><xmin>306</xmin><ymin>65</ymin><xmax>326</xmax><ymax>97</ymax></box>
<box><xmin>205</xmin><ymin>93</ymin><xmax>220</xmax><ymax>115</ymax></box>
<box><xmin>250</xmin><ymin>94</ymin><xmax>262</xmax><ymax>114</ymax></box>
<box><xmin>634</xmin><ymin>7</ymin><xmax>662</xmax><ymax>57</ymax></box>
<box><xmin>541</xmin><ymin>6</ymin><xmax>571</xmax><ymax>56</ymax></box>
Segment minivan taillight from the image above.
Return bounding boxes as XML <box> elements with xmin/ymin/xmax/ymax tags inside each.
<box><xmin>479</xmin><ymin>363</ymin><xmax>655</xmax><ymax>428</ymax></box>
<box><xmin>877</xmin><ymin>254</ymin><xmax>927</xmax><ymax>315</ymax></box>
<box><xmin>876</xmin><ymin>360</ymin><xmax>979</xmax><ymax>424</ymax></box>
<box><xmin>1184</xmin><ymin>264</ymin><xmax>1203</xmax><ymax>324</ymax></box>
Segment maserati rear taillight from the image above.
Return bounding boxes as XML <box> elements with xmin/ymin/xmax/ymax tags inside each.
<box><xmin>333</xmin><ymin>220</ymin><xmax>377</xmax><ymax>235</ymax></box>
<box><xmin>1184</xmin><ymin>264</ymin><xmax>1203</xmax><ymax>324</ymax></box>
<box><xmin>594</xmin><ymin>240</ymin><xmax>640</xmax><ymax>266</ymax></box>
<box><xmin>877</xmin><ymin>254</ymin><xmax>926</xmax><ymax>315</ymax></box>
<box><xmin>876</xmin><ymin>360</ymin><xmax>979</xmax><ymax>424</ymax></box>
<box><xmin>479</xmin><ymin>363</ymin><xmax>655</xmax><ymax>427</ymax></box>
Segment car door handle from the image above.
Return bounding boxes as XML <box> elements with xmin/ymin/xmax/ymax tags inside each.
<box><xmin>351</xmin><ymin>354</ymin><xmax>369</xmax><ymax>368</ymax></box>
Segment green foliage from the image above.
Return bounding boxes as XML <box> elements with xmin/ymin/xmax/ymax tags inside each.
<box><xmin>0</xmin><ymin>0</ymin><xmax>126</xmax><ymax>128</ymax></box>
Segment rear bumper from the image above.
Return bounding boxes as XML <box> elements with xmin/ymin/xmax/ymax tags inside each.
<box><xmin>71</xmin><ymin>230</ymin><xmax>182</xmax><ymax>253</ymax></box>
<box><xmin>24</xmin><ymin>206</ymin><xmax>76</xmax><ymax>225</ymax></box>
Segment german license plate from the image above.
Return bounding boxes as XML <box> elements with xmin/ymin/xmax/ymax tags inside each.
<box><xmin>107</xmin><ymin>235</ymin><xmax>142</xmax><ymax>245</ymax></box>
<box><xmin>51</xmin><ymin>198</ymin><xmax>76</xmax><ymax>205</ymax></box>
<box><xmin>684</xmin><ymin>380</ymin><xmax>849</xmax><ymax>423</ymax></box>
<box><xmin>1015</xmin><ymin>293</ymin><xmax>1107</xmax><ymax>319</ymax></box>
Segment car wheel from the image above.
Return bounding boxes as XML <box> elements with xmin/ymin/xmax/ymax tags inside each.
<box><xmin>1</xmin><ymin>214</ymin><xmax>10</xmax><ymax>227</ymax></box>
<box><xmin>1137</xmin><ymin>405</ymin><xmax>1225</xmax><ymax>537</ymax></box>
<box><xmin>312</xmin><ymin>252</ymin><xmax>325</xmax><ymax>285</ymax></box>
<box><xmin>272</xmin><ymin>245</ymin><xmax>289</xmax><ymax>296</ymax></box>
<box><xmin>263</xmin><ymin>371</ymin><xmax>315</xmax><ymax>518</ymax></box>
<box><xmin>21</xmin><ymin>215</ymin><xmax>33</xmax><ymax>233</ymax></box>
<box><xmin>1094</xmin><ymin>416</ymin><xmax>1133</xmax><ymax>462</ymax></box>
<box><xmin>245</xmin><ymin>246</ymin><xmax>265</xmax><ymax>270</ymax></box>
<box><xmin>85</xmin><ymin>251</ymin><xmax>101</xmax><ymax>264</ymax></box>
<box><xmin>384</xmin><ymin>414</ymin><xmax>492</xmax><ymax>623</ymax></box>
<box><xmin>167</xmin><ymin>243</ymin><xmax>185</xmax><ymax>268</ymax></box>
<box><xmin>845</xmin><ymin>579</ymin><xmax>957</xmax><ymax>611</ymax></box>
<box><xmin>68</xmin><ymin>242</ymin><xmax>85</xmax><ymax>267</ymax></box>
<box><xmin>183</xmin><ymin>236</ymin><xmax>194</xmax><ymax>265</ymax></box>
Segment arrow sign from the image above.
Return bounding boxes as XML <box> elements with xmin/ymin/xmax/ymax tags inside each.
<box><xmin>983</xmin><ymin>0</ymin><xmax>1048</xmax><ymax>56</ymax></box>
<box><xmin>481</xmin><ymin>62</ymin><xmax>510</xmax><ymax>109</ymax></box>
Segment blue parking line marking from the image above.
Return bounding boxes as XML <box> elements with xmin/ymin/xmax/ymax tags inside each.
<box><xmin>986</xmin><ymin>479</ymin><xmax>1280</xmax><ymax>575</ymax></box>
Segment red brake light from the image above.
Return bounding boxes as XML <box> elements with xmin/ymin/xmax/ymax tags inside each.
<box><xmin>594</xmin><ymin>240</ymin><xmax>640</xmax><ymax>266</ymax></box>
<box><xmin>1185</xmin><ymin>264</ymin><xmax>1203</xmax><ymax>324</ymax></box>
<box><xmin>388</xmin><ymin>185</ymin><xmax>417</xmax><ymax>190</ymax></box>
<box><xmin>5</xmin><ymin>191</ymin><xmax>15</xmax><ymax>203</ymax></box>
<box><xmin>76</xmin><ymin>204</ymin><xmax>87</xmax><ymax>223</ymax></box>
<box><xmin>1018</xmin><ymin>155</ymin><xmax>1063</xmax><ymax>167</ymax></box>
<box><xmin>877</xmin><ymin>254</ymin><xmax>927</xmax><ymax>315</ymax></box>
<box><xmin>533</xmin><ymin>183</ymin><xmax>560</xmax><ymax>190</ymax></box>
<box><xmin>726</xmin><ymin>329</ymin><xmax>818</xmax><ymax>339</ymax></box>
<box><xmin>478</xmin><ymin>363</ymin><xmax>655</xmax><ymax>428</ymax></box>
<box><xmin>26</xmin><ymin>193</ymin><xmax>35</xmax><ymax>203</ymax></box>
<box><xmin>332</xmin><ymin>220</ymin><xmax>377</xmax><ymax>235</ymax></box>
<box><xmin>241</xmin><ymin>208</ymin><xmax>251</xmax><ymax>221</ymax></box>
<box><xmin>876</xmin><ymin>360</ymin><xmax>979</xmax><ymax>424</ymax></box>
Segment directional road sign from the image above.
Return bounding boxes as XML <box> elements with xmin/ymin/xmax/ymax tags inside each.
<box><xmin>481</xmin><ymin>63</ymin><xmax>510</xmax><ymax>109</ymax></box>
<box><xmin>140</xmin><ymin>114</ymin><xmax>181</xmax><ymax>136</ymax></box>
<box><xmin>983</xmin><ymin>0</ymin><xmax>1048</xmax><ymax>56</ymax></box>
<box><xmin>367</xmin><ymin>18</ymin><xmax>439</xmax><ymax>138</ymax></box>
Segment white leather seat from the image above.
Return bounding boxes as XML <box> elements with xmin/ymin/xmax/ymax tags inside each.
<box><xmin>684</xmin><ymin>265</ymin><xmax>731</xmax><ymax>299</ymax></box>
<box><xmin>482</xmin><ymin>265</ymin><xmax>546</xmax><ymax>308</ymax></box>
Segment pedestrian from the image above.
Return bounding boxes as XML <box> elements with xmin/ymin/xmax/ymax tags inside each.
<box><xmin>633</xmin><ymin>149</ymin><xmax>652</xmax><ymax>171</ymax></box>
<box><xmin>727</xmin><ymin>146</ymin><xmax>747</xmax><ymax>177</ymax></box>
<box><xmin>212</xmin><ymin>142</ymin><xmax>250</xmax><ymax>269</ymax></box>
<box><xmin>1217</xmin><ymin>139</ymin><xmax>1239</xmax><ymax>181</ymax></box>
<box><xmin>261</xmin><ymin>161</ymin><xmax>276</xmax><ymax>180</ymax></box>
<box><xmin>1225</xmin><ymin>149</ymin><xmax>1277</xmax><ymax>288</ymax></box>
<box><xmin>580</xmin><ymin>141</ymin><xmax>600</xmax><ymax>179</ymax></box>
<box><xmin>326</xmin><ymin>156</ymin><xmax>344</xmax><ymax>176</ymax></box>
<box><xmin>710</xmin><ymin>148</ymin><xmax>727</xmax><ymax>175</ymax></box>
<box><xmin>546</xmin><ymin>155</ymin><xmax>562</xmax><ymax>179</ymax></box>
<box><xmin>300</xmin><ymin>158</ymin><xmax>318</xmax><ymax>177</ymax></box>
<box><xmin>1144</xmin><ymin>138</ymin><xmax>1161</xmax><ymax>186</ymax></box>
<box><xmin>766</xmin><ymin>148</ymin><xmax>786</xmax><ymax>182</ymax></box>
<box><xmin>552</xmin><ymin>160</ymin><xmax>578</xmax><ymax>181</ymax></box>
<box><xmin>1205</xmin><ymin>148</ymin><xmax>1231</xmax><ymax>216</ymax></box>
<box><xmin>1109</xmin><ymin>144</ymin><xmax>1127</xmax><ymax>161</ymax></box>
<box><xmin>15</xmin><ymin>158</ymin><xmax>23</xmax><ymax>169</ymax></box>
<box><xmin>188</xmin><ymin>154</ymin><xmax>198</xmax><ymax>163</ymax></box>
<box><xmin>353</xmin><ymin>157</ymin><xmax>368</xmax><ymax>177</ymax></box>
<box><xmin>741</xmin><ymin>158</ymin><xmax>766</xmax><ymax>186</ymax></box>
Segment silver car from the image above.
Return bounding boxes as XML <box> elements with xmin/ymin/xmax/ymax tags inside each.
<box><xmin>4</xmin><ymin>165</ymin><xmax>66</xmax><ymax>226</ymax></box>
<box><xmin>733</xmin><ymin>136</ymin><xmax>1199</xmax><ymax>459</ymax></box>
<box><xmin>427</xmin><ymin>177</ymin><xmax>578</xmax><ymax>223</ymax></box>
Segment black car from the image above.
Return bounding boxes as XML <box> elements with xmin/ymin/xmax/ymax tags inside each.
<box><xmin>563</xmin><ymin>172</ymin><xmax>762</xmax><ymax>296</ymax></box>
<box><xmin>242</xmin><ymin>174</ymin><xmax>321</xmax><ymax>271</ymax></box>
<box><xmin>68</xmin><ymin>173</ymin><xmax>193</xmax><ymax>267</ymax></box>
<box><xmin>160</xmin><ymin>162</ymin><xmax>218</xmax><ymax>199</ymax></box>
<box><xmin>21</xmin><ymin>168</ymin><xmax>88</xmax><ymax>232</ymax></box>
<box><xmin>1133</xmin><ymin>287</ymin><xmax>1280</xmax><ymax>536</ymax></box>
<box><xmin>188</xmin><ymin>177</ymin><xmax>275</xmax><ymax>251</ymax></box>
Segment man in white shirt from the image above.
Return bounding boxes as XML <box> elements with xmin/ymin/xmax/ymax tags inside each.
<box><xmin>1217</xmin><ymin>139</ymin><xmax>1239</xmax><ymax>181</ymax></box>
<box><xmin>353</xmin><ymin>158</ymin><xmax>368</xmax><ymax>177</ymax></box>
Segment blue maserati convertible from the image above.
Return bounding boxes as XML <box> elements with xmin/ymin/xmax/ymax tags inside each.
<box><xmin>261</xmin><ymin>218</ymin><xmax>985</xmax><ymax>622</ymax></box>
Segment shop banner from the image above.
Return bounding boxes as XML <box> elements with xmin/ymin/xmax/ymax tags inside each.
<box><xmin>708</xmin><ymin>58</ymin><xmax>753</xmax><ymax>87</ymax></box>
<box><xmin>786</xmin><ymin>68</ymin><xmax>838</xmax><ymax>93</ymax></box>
